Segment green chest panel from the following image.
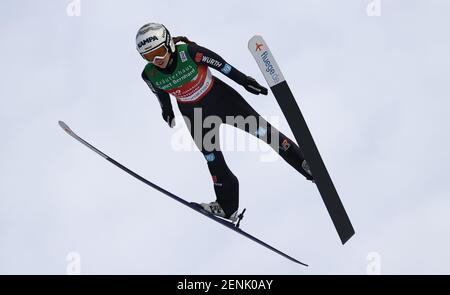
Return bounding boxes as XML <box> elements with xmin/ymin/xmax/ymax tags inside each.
<box><xmin>143</xmin><ymin>44</ymin><xmax>198</xmax><ymax>91</ymax></box>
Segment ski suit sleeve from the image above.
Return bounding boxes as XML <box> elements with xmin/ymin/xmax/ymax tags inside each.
<box><xmin>141</xmin><ymin>70</ymin><xmax>174</xmax><ymax>114</ymax></box>
<box><xmin>187</xmin><ymin>43</ymin><xmax>267</xmax><ymax>95</ymax></box>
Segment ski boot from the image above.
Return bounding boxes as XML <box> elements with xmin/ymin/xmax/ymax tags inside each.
<box><xmin>302</xmin><ymin>160</ymin><xmax>315</xmax><ymax>182</ymax></box>
<box><xmin>199</xmin><ymin>201</ymin><xmax>239</xmax><ymax>222</ymax></box>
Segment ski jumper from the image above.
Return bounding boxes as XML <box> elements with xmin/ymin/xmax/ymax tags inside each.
<box><xmin>142</xmin><ymin>43</ymin><xmax>311</xmax><ymax>217</ymax></box>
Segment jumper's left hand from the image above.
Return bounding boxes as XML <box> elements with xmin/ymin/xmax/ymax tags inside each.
<box><xmin>244</xmin><ymin>76</ymin><xmax>268</xmax><ymax>95</ymax></box>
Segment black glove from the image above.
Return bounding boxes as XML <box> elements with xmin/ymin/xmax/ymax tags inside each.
<box><xmin>162</xmin><ymin>110</ymin><xmax>175</xmax><ymax>128</ymax></box>
<box><xmin>243</xmin><ymin>76</ymin><xmax>268</xmax><ymax>95</ymax></box>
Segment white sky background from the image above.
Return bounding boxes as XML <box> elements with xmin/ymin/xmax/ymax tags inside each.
<box><xmin>1</xmin><ymin>0</ymin><xmax>449</xmax><ymax>274</ymax></box>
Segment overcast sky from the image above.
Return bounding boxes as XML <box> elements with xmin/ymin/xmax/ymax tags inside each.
<box><xmin>1</xmin><ymin>0</ymin><xmax>450</xmax><ymax>274</ymax></box>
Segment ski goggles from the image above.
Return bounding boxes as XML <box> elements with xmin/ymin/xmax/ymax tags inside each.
<box><xmin>142</xmin><ymin>44</ymin><xmax>169</xmax><ymax>64</ymax></box>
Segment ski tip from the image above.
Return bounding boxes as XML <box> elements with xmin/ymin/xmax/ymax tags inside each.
<box><xmin>248</xmin><ymin>35</ymin><xmax>264</xmax><ymax>50</ymax></box>
<box><xmin>58</xmin><ymin>121</ymin><xmax>73</xmax><ymax>135</ymax></box>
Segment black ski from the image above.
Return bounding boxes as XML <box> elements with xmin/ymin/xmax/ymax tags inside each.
<box><xmin>248</xmin><ymin>36</ymin><xmax>355</xmax><ymax>244</ymax></box>
<box><xmin>58</xmin><ymin>121</ymin><xmax>307</xmax><ymax>266</ymax></box>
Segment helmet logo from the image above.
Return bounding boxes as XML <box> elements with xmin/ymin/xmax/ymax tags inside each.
<box><xmin>138</xmin><ymin>36</ymin><xmax>159</xmax><ymax>48</ymax></box>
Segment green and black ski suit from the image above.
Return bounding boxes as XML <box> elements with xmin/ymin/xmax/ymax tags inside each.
<box><xmin>142</xmin><ymin>42</ymin><xmax>311</xmax><ymax>217</ymax></box>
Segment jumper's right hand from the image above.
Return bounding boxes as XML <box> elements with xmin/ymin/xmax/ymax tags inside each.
<box><xmin>162</xmin><ymin>110</ymin><xmax>175</xmax><ymax>128</ymax></box>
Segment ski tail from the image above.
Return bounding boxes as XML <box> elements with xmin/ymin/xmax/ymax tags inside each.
<box><xmin>271</xmin><ymin>83</ymin><xmax>355</xmax><ymax>244</ymax></box>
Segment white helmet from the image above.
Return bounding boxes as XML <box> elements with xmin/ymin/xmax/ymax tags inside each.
<box><xmin>136</xmin><ymin>23</ymin><xmax>175</xmax><ymax>59</ymax></box>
